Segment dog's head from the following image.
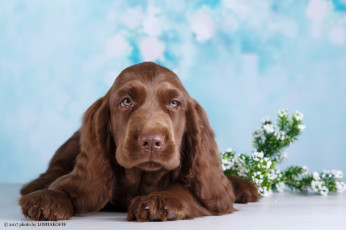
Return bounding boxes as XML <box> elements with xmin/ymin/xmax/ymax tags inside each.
<box><xmin>109</xmin><ymin>62</ymin><xmax>188</xmax><ymax>171</ymax></box>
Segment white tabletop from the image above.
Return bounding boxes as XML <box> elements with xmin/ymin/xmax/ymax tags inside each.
<box><xmin>1</xmin><ymin>184</ymin><xmax>345</xmax><ymax>230</ymax></box>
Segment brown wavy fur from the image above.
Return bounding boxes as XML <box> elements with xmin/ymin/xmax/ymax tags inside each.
<box><xmin>19</xmin><ymin>62</ymin><xmax>259</xmax><ymax>221</ymax></box>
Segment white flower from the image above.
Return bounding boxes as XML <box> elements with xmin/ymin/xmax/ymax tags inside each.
<box><xmin>235</xmin><ymin>155</ymin><xmax>245</xmax><ymax>164</ymax></box>
<box><xmin>320</xmin><ymin>186</ymin><xmax>329</xmax><ymax>196</ymax></box>
<box><xmin>221</xmin><ymin>157</ymin><xmax>233</xmax><ymax>170</ymax></box>
<box><xmin>253</xmin><ymin>129</ymin><xmax>263</xmax><ymax>139</ymax></box>
<box><xmin>261</xmin><ymin>116</ymin><xmax>271</xmax><ymax>124</ymax></box>
<box><xmin>321</xmin><ymin>170</ymin><xmax>343</xmax><ymax>179</ymax></box>
<box><xmin>275</xmin><ymin>131</ymin><xmax>287</xmax><ymax>141</ymax></box>
<box><xmin>276</xmin><ymin>182</ymin><xmax>285</xmax><ymax>193</ymax></box>
<box><xmin>312</xmin><ymin>171</ymin><xmax>320</xmax><ymax>180</ymax></box>
<box><xmin>294</xmin><ymin>111</ymin><xmax>304</xmax><ymax>121</ymax></box>
<box><xmin>221</xmin><ymin>158</ymin><xmax>228</xmax><ymax>164</ymax></box>
<box><xmin>298</xmin><ymin>124</ymin><xmax>306</xmax><ymax>131</ymax></box>
<box><xmin>322</xmin><ymin>170</ymin><xmax>330</xmax><ymax>178</ymax></box>
<box><xmin>268</xmin><ymin>169</ymin><xmax>278</xmax><ymax>180</ymax></box>
<box><xmin>238</xmin><ymin>167</ymin><xmax>250</xmax><ymax>177</ymax></box>
<box><xmin>336</xmin><ymin>181</ymin><xmax>346</xmax><ymax>193</ymax></box>
<box><xmin>276</xmin><ymin>152</ymin><xmax>288</xmax><ymax>163</ymax></box>
<box><xmin>263</xmin><ymin>124</ymin><xmax>274</xmax><ymax>134</ymax></box>
<box><xmin>311</xmin><ymin>180</ymin><xmax>323</xmax><ymax>192</ymax></box>
<box><xmin>268</xmin><ymin>174</ymin><xmax>276</xmax><ymax>180</ymax></box>
<box><xmin>268</xmin><ymin>166</ymin><xmax>282</xmax><ymax>180</ymax></box>
<box><xmin>332</xmin><ymin>170</ymin><xmax>343</xmax><ymax>179</ymax></box>
<box><xmin>266</xmin><ymin>160</ymin><xmax>272</xmax><ymax>169</ymax></box>
<box><xmin>225</xmin><ymin>147</ymin><xmax>233</xmax><ymax>153</ymax></box>
<box><xmin>253</xmin><ymin>151</ymin><xmax>264</xmax><ymax>161</ymax></box>
<box><xmin>301</xmin><ymin>165</ymin><xmax>309</xmax><ymax>176</ymax></box>
<box><xmin>278</xmin><ymin>109</ymin><xmax>288</xmax><ymax>118</ymax></box>
<box><xmin>253</xmin><ymin>178</ymin><xmax>263</xmax><ymax>185</ymax></box>
<box><xmin>258</xmin><ymin>187</ymin><xmax>273</xmax><ymax>197</ymax></box>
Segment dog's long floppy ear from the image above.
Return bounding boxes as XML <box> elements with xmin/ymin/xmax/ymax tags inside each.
<box><xmin>49</xmin><ymin>95</ymin><xmax>115</xmax><ymax>213</ymax></box>
<box><xmin>181</xmin><ymin>98</ymin><xmax>236</xmax><ymax>214</ymax></box>
<box><xmin>80</xmin><ymin>95</ymin><xmax>115</xmax><ymax>158</ymax></box>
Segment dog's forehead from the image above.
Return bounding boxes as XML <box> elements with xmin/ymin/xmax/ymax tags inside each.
<box><xmin>113</xmin><ymin>62</ymin><xmax>184</xmax><ymax>89</ymax></box>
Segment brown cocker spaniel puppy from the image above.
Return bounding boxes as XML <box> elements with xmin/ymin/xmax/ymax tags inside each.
<box><xmin>19</xmin><ymin>62</ymin><xmax>260</xmax><ymax>221</ymax></box>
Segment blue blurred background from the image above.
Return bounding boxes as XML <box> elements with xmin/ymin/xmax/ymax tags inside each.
<box><xmin>1</xmin><ymin>0</ymin><xmax>346</xmax><ymax>183</ymax></box>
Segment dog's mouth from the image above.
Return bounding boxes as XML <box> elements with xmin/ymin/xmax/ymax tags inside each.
<box><xmin>137</xmin><ymin>161</ymin><xmax>163</xmax><ymax>171</ymax></box>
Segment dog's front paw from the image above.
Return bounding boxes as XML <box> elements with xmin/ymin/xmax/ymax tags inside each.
<box><xmin>19</xmin><ymin>189</ymin><xmax>73</xmax><ymax>221</ymax></box>
<box><xmin>229</xmin><ymin>176</ymin><xmax>261</xmax><ymax>203</ymax></box>
<box><xmin>127</xmin><ymin>193</ymin><xmax>186</xmax><ymax>222</ymax></box>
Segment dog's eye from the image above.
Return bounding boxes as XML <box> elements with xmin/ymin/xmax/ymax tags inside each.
<box><xmin>120</xmin><ymin>98</ymin><xmax>132</xmax><ymax>110</ymax></box>
<box><xmin>122</xmin><ymin>98</ymin><xmax>132</xmax><ymax>106</ymax></box>
<box><xmin>170</xmin><ymin>100</ymin><xmax>179</xmax><ymax>110</ymax></box>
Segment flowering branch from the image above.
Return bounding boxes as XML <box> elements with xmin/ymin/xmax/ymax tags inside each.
<box><xmin>220</xmin><ymin>109</ymin><xmax>345</xmax><ymax>196</ymax></box>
